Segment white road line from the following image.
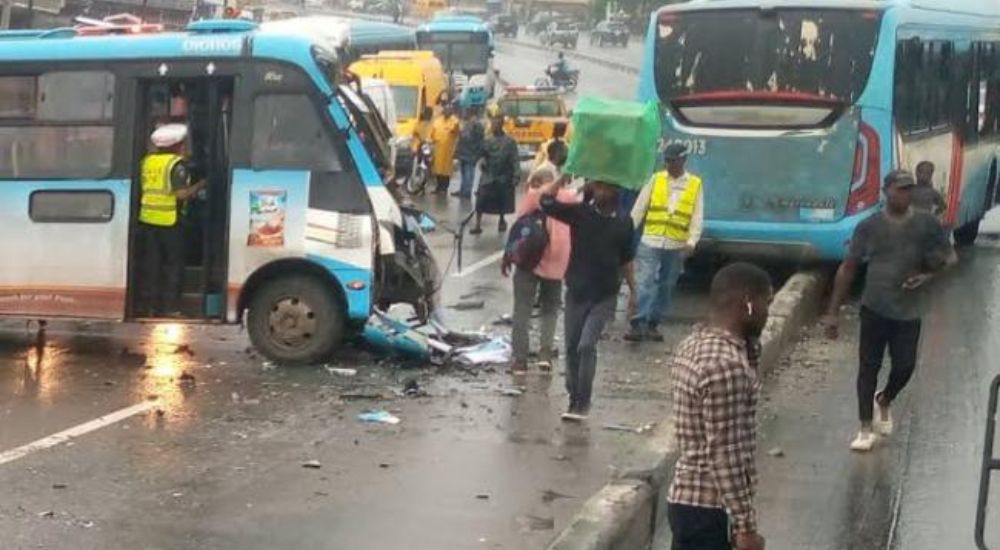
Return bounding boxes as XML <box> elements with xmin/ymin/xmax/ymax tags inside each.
<box><xmin>0</xmin><ymin>400</ymin><xmax>158</xmax><ymax>467</ymax></box>
<box><xmin>451</xmin><ymin>250</ymin><xmax>505</xmax><ymax>278</ymax></box>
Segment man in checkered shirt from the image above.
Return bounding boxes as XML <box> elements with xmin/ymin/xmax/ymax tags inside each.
<box><xmin>667</xmin><ymin>263</ymin><xmax>773</xmax><ymax>550</ymax></box>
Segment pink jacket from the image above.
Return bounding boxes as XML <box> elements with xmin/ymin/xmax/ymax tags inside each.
<box><xmin>516</xmin><ymin>188</ymin><xmax>577</xmax><ymax>281</ymax></box>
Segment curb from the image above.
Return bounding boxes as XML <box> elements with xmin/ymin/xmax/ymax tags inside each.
<box><xmin>545</xmin><ymin>268</ymin><xmax>830</xmax><ymax>550</ymax></box>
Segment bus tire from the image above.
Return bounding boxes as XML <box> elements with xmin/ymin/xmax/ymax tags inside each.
<box><xmin>247</xmin><ymin>274</ymin><xmax>345</xmax><ymax>365</ymax></box>
<box><xmin>954</xmin><ymin>219</ymin><xmax>981</xmax><ymax>247</ymax></box>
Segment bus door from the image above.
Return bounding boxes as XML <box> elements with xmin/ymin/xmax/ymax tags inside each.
<box><xmin>126</xmin><ymin>70</ymin><xmax>236</xmax><ymax>320</ymax></box>
<box><xmin>0</xmin><ymin>68</ymin><xmax>126</xmax><ymax>320</ymax></box>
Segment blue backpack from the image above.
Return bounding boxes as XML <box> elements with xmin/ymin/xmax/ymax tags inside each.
<box><xmin>503</xmin><ymin>211</ymin><xmax>549</xmax><ymax>272</ymax></box>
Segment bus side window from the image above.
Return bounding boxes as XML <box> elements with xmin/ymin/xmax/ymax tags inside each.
<box><xmin>250</xmin><ymin>94</ymin><xmax>369</xmax><ymax>214</ymax></box>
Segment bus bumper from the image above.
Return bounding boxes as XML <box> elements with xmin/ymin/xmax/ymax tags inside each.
<box><xmin>699</xmin><ymin>212</ymin><xmax>876</xmax><ymax>263</ymax></box>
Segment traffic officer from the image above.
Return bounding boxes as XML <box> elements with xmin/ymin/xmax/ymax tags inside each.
<box><xmin>137</xmin><ymin>123</ymin><xmax>204</xmax><ymax>316</ymax></box>
<box><xmin>626</xmin><ymin>143</ymin><xmax>704</xmax><ymax>342</ymax></box>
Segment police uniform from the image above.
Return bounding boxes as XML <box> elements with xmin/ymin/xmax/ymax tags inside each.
<box><xmin>137</xmin><ymin>124</ymin><xmax>191</xmax><ymax>316</ymax></box>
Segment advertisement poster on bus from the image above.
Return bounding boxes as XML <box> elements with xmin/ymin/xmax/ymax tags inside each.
<box><xmin>247</xmin><ymin>190</ymin><xmax>286</xmax><ymax>247</ymax></box>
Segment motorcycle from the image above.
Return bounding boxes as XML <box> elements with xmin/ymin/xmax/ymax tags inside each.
<box><xmin>404</xmin><ymin>141</ymin><xmax>434</xmax><ymax>195</ymax></box>
<box><xmin>536</xmin><ymin>65</ymin><xmax>579</xmax><ymax>92</ymax></box>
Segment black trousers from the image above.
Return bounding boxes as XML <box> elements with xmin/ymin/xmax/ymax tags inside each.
<box><xmin>137</xmin><ymin>222</ymin><xmax>183</xmax><ymax>315</ymax></box>
<box><xmin>857</xmin><ymin>306</ymin><xmax>922</xmax><ymax>422</ymax></box>
<box><xmin>668</xmin><ymin>503</ymin><xmax>730</xmax><ymax>550</ymax></box>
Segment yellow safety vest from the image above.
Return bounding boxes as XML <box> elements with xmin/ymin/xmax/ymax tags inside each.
<box><xmin>643</xmin><ymin>171</ymin><xmax>702</xmax><ymax>241</ymax></box>
<box><xmin>139</xmin><ymin>153</ymin><xmax>182</xmax><ymax>227</ymax></box>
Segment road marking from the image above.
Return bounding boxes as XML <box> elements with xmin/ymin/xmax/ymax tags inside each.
<box><xmin>0</xmin><ymin>400</ymin><xmax>158</xmax><ymax>467</ymax></box>
<box><xmin>451</xmin><ymin>250</ymin><xmax>505</xmax><ymax>278</ymax></box>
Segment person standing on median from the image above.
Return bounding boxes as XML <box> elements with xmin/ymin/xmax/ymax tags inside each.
<box><xmin>823</xmin><ymin>169</ymin><xmax>957</xmax><ymax>452</ymax></box>
<box><xmin>626</xmin><ymin>143</ymin><xmax>704</xmax><ymax>342</ymax></box>
<box><xmin>471</xmin><ymin>114</ymin><xmax>520</xmax><ymax>235</ymax></box>
<box><xmin>537</xmin><ymin>176</ymin><xmax>635</xmax><ymax>421</ymax></box>
<box><xmin>429</xmin><ymin>103</ymin><xmax>460</xmax><ymax>195</ymax></box>
<box><xmin>505</xmin><ymin>164</ymin><xmax>576</xmax><ymax>375</ymax></box>
<box><xmin>453</xmin><ymin>108</ymin><xmax>485</xmax><ymax>199</ymax></box>
<box><xmin>668</xmin><ymin>262</ymin><xmax>772</xmax><ymax>550</ymax></box>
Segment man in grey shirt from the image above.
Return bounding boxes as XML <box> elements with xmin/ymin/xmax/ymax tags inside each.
<box><xmin>823</xmin><ymin>170</ymin><xmax>957</xmax><ymax>452</ymax></box>
<box><xmin>911</xmin><ymin>161</ymin><xmax>946</xmax><ymax>218</ymax></box>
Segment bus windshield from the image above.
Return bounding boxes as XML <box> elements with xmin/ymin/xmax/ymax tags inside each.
<box><xmin>654</xmin><ymin>9</ymin><xmax>881</xmax><ymax>104</ymax></box>
<box><xmin>417</xmin><ymin>31</ymin><xmax>490</xmax><ymax>74</ymax></box>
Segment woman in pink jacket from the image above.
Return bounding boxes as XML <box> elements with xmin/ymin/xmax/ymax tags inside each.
<box><xmin>507</xmin><ymin>163</ymin><xmax>577</xmax><ymax>375</ymax></box>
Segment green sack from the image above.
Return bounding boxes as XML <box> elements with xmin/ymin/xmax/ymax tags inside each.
<box><xmin>564</xmin><ymin>96</ymin><xmax>662</xmax><ymax>191</ymax></box>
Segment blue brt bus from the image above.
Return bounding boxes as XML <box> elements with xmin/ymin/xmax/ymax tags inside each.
<box><xmin>0</xmin><ymin>20</ymin><xmax>440</xmax><ymax>364</ymax></box>
<box><xmin>638</xmin><ymin>0</ymin><xmax>1000</xmax><ymax>261</ymax></box>
<box><xmin>417</xmin><ymin>13</ymin><xmax>497</xmax><ymax>108</ymax></box>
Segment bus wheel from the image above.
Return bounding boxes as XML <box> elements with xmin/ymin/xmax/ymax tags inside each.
<box><xmin>247</xmin><ymin>275</ymin><xmax>345</xmax><ymax>365</ymax></box>
<box><xmin>954</xmin><ymin>219</ymin><xmax>981</xmax><ymax>247</ymax></box>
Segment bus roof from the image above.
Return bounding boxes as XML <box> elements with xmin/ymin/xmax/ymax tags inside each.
<box><xmin>418</xmin><ymin>15</ymin><xmax>490</xmax><ymax>33</ymax></box>
<box><xmin>656</xmin><ymin>0</ymin><xmax>1000</xmax><ymax>18</ymax></box>
<box><xmin>0</xmin><ymin>19</ymin><xmax>322</xmax><ymax>65</ymax></box>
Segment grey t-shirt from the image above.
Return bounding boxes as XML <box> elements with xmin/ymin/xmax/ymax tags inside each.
<box><xmin>910</xmin><ymin>183</ymin><xmax>946</xmax><ymax>216</ymax></box>
<box><xmin>848</xmin><ymin>210</ymin><xmax>951</xmax><ymax>320</ymax></box>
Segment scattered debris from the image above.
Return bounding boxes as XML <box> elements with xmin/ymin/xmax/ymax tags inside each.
<box><xmin>768</xmin><ymin>447</ymin><xmax>785</xmax><ymax>458</ymax></box>
<box><xmin>73</xmin><ymin>519</ymin><xmax>95</xmax><ymax>529</ymax></box>
<box><xmin>518</xmin><ymin>514</ymin><xmax>555</xmax><ymax>531</ymax></box>
<box><xmin>242</xmin><ymin>398</ymin><xmax>261</xmax><ymax>406</ymax></box>
<box><xmin>103</xmin><ymin>380</ymin><xmax>116</xmax><ymax>387</ymax></box>
<box><xmin>175</xmin><ymin>344</ymin><xmax>195</xmax><ymax>357</ymax></box>
<box><xmin>602</xmin><ymin>423</ymin><xmax>655</xmax><ymax>434</ymax></box>
<box><xmin>357</xmin><ymin>410</ymin><xmax>401</xmax><ymax>425</ymax></box>
<box><xmin>541</xmin><ymin>489</ymin><xmax>574</xmax><ymax>503</ymax></box>
<box><xmin>261</xmin><ymin>361</ymin><xmax>277</xmax><ymax>372</ymax></box>
<box><xmin>456</xmin><ymin>338</ymin><xmax>512</xmax><ymax>366</ymax></box>
<box><xmin>450</xmin><ymin>300</ymin><xmax>486</xmax><ymax>311</ymax></box>
<box><xmin>302</xmin><ymin>460</ymin><xmax>323</xmax><ymax>469</ymax></box>
<box><xmin>498</xmin><ymin>387</ymin><xmax>523</xmax><ymax>397</ymax></box>
<box><xmin>178</xmin><ymin>372</ymin><xmax>196</xmax><ymax>385</ymax></box>
<box><xmin>378</xmin><ymin>463</ymin><xmax>392</xmax><ymax>469</ymax></box>
<box><xmin>51</xmin><ymin>484</ymin><xmax>67</xmax><ymax>490</ymax></box>
<box><xmin>340</xmin><ymin>391</ymin><xmax>388</xmax><ymax>401</ymax></box>
<box><xmin>38</xmin><ymin>510</ymin><xmax>55</xmax><ymax>519</ymax></box>
<box><xmin>325</xmin><ymin>366</ymin><xmax>358</xmax><ymax>377</ymax></box>
<box><xmin>492</xmin><ymin>314</ymin><xmax>513</xmax><ymax>326</ymax></box>
<box><xmin>475</xmin><ymin>493</ymin><xmax>491</xmax><ymax>500</ymax></box>
<box><xmin>552</xmin><ymin>455</ymin><xmax>569</xmax><ymax>462</ymax></box>
<box><xmin>403</xmin><ymin>379</ymin><xmax>423</xmax><ymax>397</ymax></box>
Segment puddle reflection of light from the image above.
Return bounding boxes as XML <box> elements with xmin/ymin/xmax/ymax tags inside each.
<box><xmin>141</xmin><ymin>323</ymin><xmax>193</xmax><ymax>427</ymax></box>
<box><xmin>15</xmin><ymin>332</ymin><xmax>66</xmax><ymax>405</ymax></box>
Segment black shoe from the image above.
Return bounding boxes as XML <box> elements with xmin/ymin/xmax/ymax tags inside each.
<box><xmin>647</xmin><ymin>326</ymin><xmax>665</xmax><ymax>342</ymax></box>
<box><xmin>498</xmin><ymin>219</ymin><xmax>508</xmax><ymax>232</ymax></box>
<box><xmin>624</xmin><ymin>324</ymin><xmax>646</xmax><ymax>342</ymax></box>
<box><xmin>469</xmin><ymin>227</ymin><xmax>483</xmax><ymax>235</ymax></box>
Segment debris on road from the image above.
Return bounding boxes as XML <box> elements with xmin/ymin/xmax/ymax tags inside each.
<box><xmin>449</xmin><ymin>300</ymin><xmax>486</xmax><ymax>311</ymax></box>
<box><xmin>38</xmin><ymin>510</ymin><xmax>55</xmax><ymax>519</ymax></box>
<box><xmin>178</xmin><ymin>371</ymin><xmax>196</xmax><ymax>385</ymax></box>
<box><xmin>492</xmin><ymin>314</ymin><xmax>513</xmax><ymax>326</ymax></box>
<box><xmin>402</xmin><ymin>378</ymin><xmax>427</xmax><ymax>397</ymax></box>
<box><xmin>261</xmin><ymin>361</ymin><xmax>277</xmax><ymax>372</ymax></box>
<box><xmin>518</xmin><ymin>514</ymin><xmax>555</xmax><ymax>531</ymax></box>
<box><xmin>541</xmin><ymin>489</ymin><xmax>574</xmax><ymax>503</ymax></box>
<box><xmin>602</xmin><ymin>423</ymin><xmax>655</xmax><ymax>434</ymax></box>
<box><xmin>475</xmin><ymin>493</ymin><xmax>491</xmax><ymax>500</ymax></box>
<box><xmin>456</xmin><ymin>338</ymin><xmax>512</xmax><ymax>366</ymax></box>
<box><xmin>302</xmin><ymin>460</ymin><xmax>323</xmax><ymax>469</ymax></box>
<box><xmin>357</xmin><ymin>410</ymin><xmax>401</xmax><ymax>425</ymax></box>
<box><xmin>51</xmin><ymin>484</ymin><xmax>67</xmax><ymax>490</ymax></box>
<box><xmin>325</xmin><ymin>366</ymin><xmax>358</xmax><ymax>377</ymax></box>
<box><xmin>498</xmin><ymin>387</ymin><xmax>524</xmax><ymax>397</ymax></box>
<box><xmin>175</xmin><ymin>344</ymin><xmax>195</xmax><ymax>357</ymax></box>
<box><xmin>341</xmin><ymin>391</ymin><xmax>392</xmax><ymax>401</ymax></box>
<box><xmin>768</xmin><ymin>447</ymin><xmax>785</xmax><ymax>458</ymax></box>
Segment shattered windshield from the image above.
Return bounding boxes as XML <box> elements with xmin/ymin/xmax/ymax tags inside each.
<box><xmin>654</xmin><ymin>9</ymin><xmax>881</xmax><ymax>102</ymax></box>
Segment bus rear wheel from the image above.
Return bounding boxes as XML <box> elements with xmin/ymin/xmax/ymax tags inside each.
<box><xmin>247</xmin><ymin>275</ymin><xmax>345</xmax><ymax>365</ymax></box>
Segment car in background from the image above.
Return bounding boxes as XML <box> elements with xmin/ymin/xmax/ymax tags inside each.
<box><xmin>347</xmin><ymin>0</ymin><xmax>364</xmax><ymax>10</ymax></box>
<box><xmin>538</xmin><ymin>19</ymin><xmax>578</xmax><ymax>49</ymax></box>
<box><xmin>488</xmin><ymin>13</ymin><xmax>518</xmax><ymax>37</ymax></box>
<box><xmin>493</xmin><ymin>85</ymin><xmax>571</xmax><ymax>159</ymax></box>
<box><xmin>591</xmin><ymin>20</ymin><xmax>628</xmax><ymax>47</ymax></box>
<box><xmin>526</xmin><ymin>11</ymin><xmax>559</xmax><ymax>35</ymax></box>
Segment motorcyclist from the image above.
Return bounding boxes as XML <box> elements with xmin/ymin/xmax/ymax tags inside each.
<box><xmin>548</xmin><ymin>52</ymin><xmax>569</xmax><ymax>82</ymax></box>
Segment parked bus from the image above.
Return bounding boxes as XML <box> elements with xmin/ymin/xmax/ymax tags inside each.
<box><xmin>0</xmin><ymin>20</ymin><xmax>440</xmax><ymax>364</ymax></box>
<box><xmin>637</xmin><ymin>0</ymin><xmax>1000</xmax><ymax>260</ymax></box>
<box><xmin>417</xmin><ymin>14</ymin><xmax>496</xmax><ymax>109</ymax></box>
<box><xmin>261</xmin><ymin>16</ymin><xmax>416</xmax><ymax>64</ymax></box>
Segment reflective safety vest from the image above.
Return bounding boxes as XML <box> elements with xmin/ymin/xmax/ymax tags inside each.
<box><xmin>643</xmin><ymin>171</ymin><xmax>702</xmax><ymax>241</ymax></box>
<box><xmin>139</xmin><ymin>153</ymin><xmax>182</xmax><ymax>227</ymax></box>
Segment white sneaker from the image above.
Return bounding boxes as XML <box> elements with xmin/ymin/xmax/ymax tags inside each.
<box><xmin>850</xmin><ymin>430</ymin><xmax>877</xmax><ymax>452</ymax></box>
<box><xmin>874</xmin><ymin>396</ymin><xmax>894</xmax><ymax>436</ymax></box>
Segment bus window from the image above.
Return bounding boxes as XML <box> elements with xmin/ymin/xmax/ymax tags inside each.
<box><xmin>653</xmin><ymin>9</ymin><xmax>880</xmax><ymax>126</ymax></box>
<box><xmin>252</xmin><ymin>95</ymin><xmax>342</xmax><ymax>171</ymax></box>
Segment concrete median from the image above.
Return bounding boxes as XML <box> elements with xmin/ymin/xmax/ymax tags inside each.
<box><xmin>545</xmin><ymin>268</ymin><xmax>830</xmax><ymax>550</ymax></box>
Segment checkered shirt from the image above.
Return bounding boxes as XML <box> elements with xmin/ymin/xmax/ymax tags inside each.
<box><xmin>667</xmin><ymin>324</ymin><xmax>761</xmax><ymax>534</ymax></box>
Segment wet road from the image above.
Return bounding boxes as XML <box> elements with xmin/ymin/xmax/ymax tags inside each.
<box><xmin>0</xmin><ymin>48</ymin><xmax>673</xmax><ymax>550</ymax></box>
<box><xmin>709</xmin><ymin>213</ymin><xmax>1000</xmax><ymax>550</ymax></box>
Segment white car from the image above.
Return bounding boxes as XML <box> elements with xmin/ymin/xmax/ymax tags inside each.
<box><xmin>348</xmin><ymin>0</ymin><xmax>364</xmax><ymax>10</ymax></box>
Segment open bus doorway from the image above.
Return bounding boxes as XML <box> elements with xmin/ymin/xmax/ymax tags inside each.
<box><xmin>127</xmin><ymin>77</ymin><xmax>235</xmax><ymax>321</ymax></box>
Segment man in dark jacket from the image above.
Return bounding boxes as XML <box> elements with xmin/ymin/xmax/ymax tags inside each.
<box><xmin>453</xmin><ymin>108</ymin><xmax>485</xmax><ymax>199</ymax></box>
<box><xmin>471</xmin><ymin>114</ymin><xmax>520</xmax><ymax>234</ymax></box>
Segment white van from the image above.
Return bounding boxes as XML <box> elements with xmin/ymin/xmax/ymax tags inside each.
<box><xmin>360</xmin><ymin>78</ymin><xmax>402</xmax><ymax>176</ymax></box>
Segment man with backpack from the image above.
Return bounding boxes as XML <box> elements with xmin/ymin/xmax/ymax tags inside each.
<box><xmin>537</xmin><ymin>176</ymin><xmax>635</xmax><ymax>421</ymax></box>
<box><xmin>504</xmin><ymin>164</ymin><xmax>576</xmax><ymax>375</ymax></box>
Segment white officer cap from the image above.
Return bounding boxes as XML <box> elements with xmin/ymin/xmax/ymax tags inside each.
<box><xmin>151</xmin><ymin>123</ymin><xmax>188</xmax><ymax>148</ymax></box>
